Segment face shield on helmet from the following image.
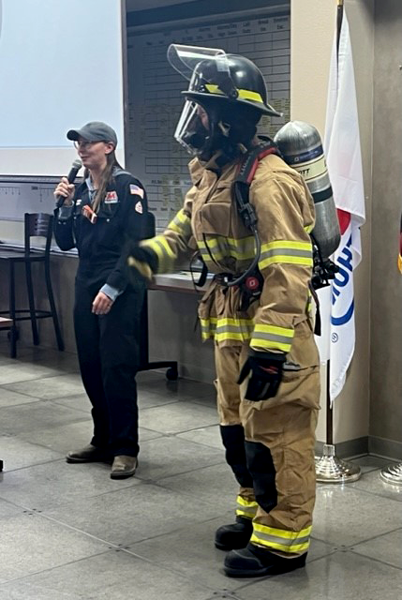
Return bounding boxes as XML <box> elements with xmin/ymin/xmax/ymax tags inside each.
<box><xmin>168</xmin><ymin>45</ymin><xmax>229</xmax><ymax>155</ymax></box>
<box><xmin>173</xmin><ymin>100</ymin><xmax>210</xmax><ymax>155</ymax></box>
<box><xmin>167</xmin><ymin>44</ymin><xmax>282</xmax><ymax>156</ymax></box>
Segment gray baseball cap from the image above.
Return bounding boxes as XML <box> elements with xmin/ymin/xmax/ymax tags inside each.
<box><xmin>67</xmin><ymin>121</ymin><xmax>118</xmax><ymax>146</ymax></box>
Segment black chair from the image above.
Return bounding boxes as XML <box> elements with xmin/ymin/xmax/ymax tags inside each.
<box><xmin>0</xmin><ymin>213</ymin><xmax>64</xmax><ymax>358</ymax></box>
<box><xmin>138</xmin><ymin>212</ymin><xmax>178</xmax><ymax>380</ymax></box>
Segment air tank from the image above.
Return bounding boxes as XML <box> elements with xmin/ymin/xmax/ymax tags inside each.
<box><xmin>274</xmin><ymin>121</ymin><xmax>340</xmax><ymax>259</ymax></box>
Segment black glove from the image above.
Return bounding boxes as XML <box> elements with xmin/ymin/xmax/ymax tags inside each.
<box><xmin>126</xmin><ymin>245</ymin><xmax>158</xmax><ymax>282</ymax></box>
<box><xmin>238</xmin><ymin>350</ymin><xmax>286</xmax><ymax>401</ymax></box>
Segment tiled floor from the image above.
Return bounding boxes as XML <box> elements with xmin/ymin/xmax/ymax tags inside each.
<box><xmin>0</xmin><ymin>344</ymin><xmax>401</xmax><ymax>600</ymax></box>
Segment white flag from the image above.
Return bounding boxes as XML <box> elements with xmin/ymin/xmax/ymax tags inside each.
<box><xmin>315</xmin><ymin>10</ymin><xmax>365</xmax><ymax>402</ymax></box>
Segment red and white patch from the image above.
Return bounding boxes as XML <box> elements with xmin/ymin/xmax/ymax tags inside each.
<box><xmin>130</xmin><ymin>184</ymin><xmax>144</xmax><ymax>199</ymax></box>
<box><xmin>105</xmin><ymin>191</ymin><xmax>118</xmax><ymax>203</ymax></box>
<box><xmin>135</xmin><ymin>200</ymin><xmax>143</xmax><ymax>214</ymax></box>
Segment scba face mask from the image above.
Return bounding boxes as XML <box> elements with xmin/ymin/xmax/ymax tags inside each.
<box><xmin>174</xmin><ymin>100</ymin><xmax>210</xmax><ymax>156</ymax></box>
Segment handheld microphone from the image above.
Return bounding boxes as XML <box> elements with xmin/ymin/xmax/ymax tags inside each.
<box><xmin>56</xmin><ymin>159</ymin><xmax>82</xmax><ymax>208</ymax></box>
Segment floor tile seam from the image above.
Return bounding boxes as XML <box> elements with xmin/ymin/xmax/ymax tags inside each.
<box><xmin>143</xmin><ymin>457</ymin><xmax>226</xmax><ymax>484</ymax></box>
<box><xmin>34</xmin><ymin>510</ymin><xmax>135</xmax><ymax>549</ymax></box>
<box><xmin>118</xmin><ymin>546</ymin><xmax>223</xmax><ymax>594</ymax></box>
<box><xmin>345</xmin><ymin>483</ymin><xmax>402</xmax><ymax>504</ymax></box>
<box><xmin>0</xmin><ymin>455</ymin><xmax>66</xmax><ymax>474</ymax></box>
<box><xmin>46</xmin><ymin>399</ymin><xmax>89</xmax><ymax>414</ymax></box>
<box><xmin>140</xmin><ymin>423</ymin><xmax>220</xmax><ymax>436</ymax></box>
<box><xmin>139</xmin><ymin>402</ymin><xmax>218</xmax><ymax>417</ymax></box>
<box><xmin>0</xmin><ymin>384</ymin><xmax>50</xmax><ymax>401</ymax></box>
<box><xmin>138</xmin><ymin>399</ymin><xmax>182</xmax><ymax>410</ymax></box>
<box><xmin>0</xmin><ymin>549</ymin><xmax>112</xmax><ymax>588</ymax></box>
<box><xmin>1</xmin><ymin>435</ymin><xmax>90</xmax><ymax>456</ymax></box>
<box><xmin>172</xmin><ymin>421</ymin><xmax>220</xmax><ymax>435</ymax></box>
<box><xmin>33</xmin><ymin>477</ymin><xmax>145</xmax><ymax>511</ymax></box>
<box><xmin>139</xmin><ymin>418</ymin><xmax>219</xmax><ymax>437</ymax></box>
<box><xmin>151</xmin><ymin>477</ymin><xmax>231</xmax><ymax>508</ymax></box>
<box><xmin>0</xmin><ymin>399</ymin><xmax>42</xmax><ymax>410</ymax></box>
<box><xmin>0</xmin><ymin>474</ymin><xmax>144</xmax><ymax>512</ymax></box>
<box><xmin>0</xmin><ymin>494</ymin><xmax>33</xmax><ymax>514</ymax></box>
<box><xmin>0</xmin><ymin>391</ymin><xmax>91</xmax><ymax>412</ymax></box>
<box><xmin>348</xmin><ymin>548</ymin><xmax>402</xmax><ymax>571</ymax></box>
<box><xmin>139</xmin><ymin>387</ymin><xmax>215</xmax><ymax>401</ymax></box>
<box><xmin>0</xmin><ymin>372</ymin><xmax>79</xmax><ymax>390</ymax></box>
<box><xmin>349</xmin><ymin>525</ymin><xmax>402</xmax><ymax>547</ymax></box>
<box><xmin>317</xmin><ymin>478</ymin><xmax>402</xmax><ymax>502</ymax></box>
<box><xmin>310</xmin><ymin>527</ymin><xmax>402</xmax><ymax>550</ymax></box>
<box><xmin>190</xmin><ymin>398</ymin><xmax>217</xmax><ymax>408</ymax></box>
<box><xmin>175</xmin><ymin>435</ymin><xmax>223</xmax><ymax>451</ymax></box>
<box><xmin>122</xmin><ymin>513</ymin><xmax>232</xmax><ymax>548</ymax></box>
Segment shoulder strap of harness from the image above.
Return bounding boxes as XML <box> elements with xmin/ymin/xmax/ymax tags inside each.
<box><xmin>233</xmin><ymin>138</ymin><xmax>280</xmax><ymax>231</ymax></box>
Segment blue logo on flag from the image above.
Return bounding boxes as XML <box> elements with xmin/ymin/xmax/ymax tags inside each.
<box><xmin>331</xmin><ymin>234</ymin><xmax>355</xmax><ymax>326</ymax></box>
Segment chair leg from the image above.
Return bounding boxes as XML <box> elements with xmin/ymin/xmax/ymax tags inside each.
<box><xmin>25</xmin><ymin>259</ymin><xmax>39</xmax><ymax>345</ymax></box>
<box><xmin>9</xmin><ymin>261</ymin><xmax>17</xmax><ymax>358</ymax></box>
<box><xmin>45</xmin><ymin>260</ymin><xmax>64</xmax><ymax>351</ymax></box>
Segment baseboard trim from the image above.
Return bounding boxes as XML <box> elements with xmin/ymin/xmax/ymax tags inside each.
<box><xmin>316</xmin><ymin>436</ymin><xmax>402</xmax><ymax>461</ymax></box>
<box><xmin>315</xmin><ymin>437</ymin><xmax>368</xmax><ymax>459</ymax></box>
<box><xmin>368</xmin><ymin>436</ymin><xmax>402</xmax><ymax>461</ymax></box>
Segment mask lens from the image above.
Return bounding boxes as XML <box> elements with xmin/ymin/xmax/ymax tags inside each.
<box><xmin>174</xmin><ymin>100</ymin><xmax>208</xmax><ymax>156</ymax></box>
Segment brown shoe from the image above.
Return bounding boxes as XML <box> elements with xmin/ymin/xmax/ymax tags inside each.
<box><xmin>110</xmin><ymin>455</ymin><xmax>138</xmax><ymax>479</ymax></box>
<box><xmin>66</xmin><ymin>444</ymin><xmax>112</xmax><ymax>464</ymax></box>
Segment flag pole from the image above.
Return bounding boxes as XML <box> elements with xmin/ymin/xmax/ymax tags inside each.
<box><xmin>315</xmin><ymin>0</ymin><xmax>361</xmax><ymax>483</ymax></box>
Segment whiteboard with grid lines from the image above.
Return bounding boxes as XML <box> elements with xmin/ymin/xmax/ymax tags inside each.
<box><xmin>126</xmin><ymin>7</ymin><xmax>290</xmax><ymax>231</ymax></box>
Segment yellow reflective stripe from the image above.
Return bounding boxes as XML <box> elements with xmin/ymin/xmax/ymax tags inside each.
<box><xmin>253</xmin><ymin>523</ymin><xmax>312</xmax><ymax>540</ymax></box>
<box><xmin>198</xmin><ymin>235</ymin><xmax>256</xmax><ymax>262</ymax></box>
<box><xmin>198</xmin><ymin>247</ymin><xmax>226</xmax><ymax>262</ymax></box>
<box><xmin>200</xmin><ymin>316</ymin><xmax>254</xmax><ymax>342</ymax></box>
<box><xmin>251</xmin><ymin>324</ymin><xmax>294</xmax><ymax>353</ymax></box>
<box><xmin>167</xmin><ymin>209</ymin><xmax>191</xmax><ymax>236</ymax></box>
<box><xmin>237</xmin><ymin>496</ymin><xmax>258</xmax><ymax>508</ymax></box>
<box><xmin>205</xmin><ymin>83</ymin><xmax>263</xmax><ymax>104</ymax></box>
<box><xmin>262</xmin><ymin>241</ymin><xmax>311</xmax><ymax>250</ymax></box>
<box><xmin>304</xmin><ymin>224</ymin><xmax>314</xmax><ymax>234</ymax></box>
<box><xmin>143</xmin><ymin>236</ymin><xmax>176</xmax><ymax>272</ymax></box>
<box><xmin>251</xmin><ymin>523</ymin><xmax>312</xmax><ymax>553</ymax></box>
<box><xmin>250</xmin><ymin>535</ymin><xmax>310</xmax><ymax>553</ymax></box>
<box><xmin>260</xmin><ymin>255</ymin><xmax>313</xmax><ymax>269</ymax></box>
<box><xmin>259</xmin><ymin>240</ymin><xmax>313</xmax><ymax>270</ymax></box>
<box><xmin>236</xmin><ymin>496</ymin><xmax>258</xmax><ymax>518</ymax></box>
<box><xmin>258</xmin><ymin>255</ymin><xmax>313</xmax><ymax>271</ymax></box>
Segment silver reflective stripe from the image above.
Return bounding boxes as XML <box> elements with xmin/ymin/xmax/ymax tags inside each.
<box><xmin>253</xmin><ymin>530</ymin><xmax>310</xmax><ymax>548</ymax></box>
<box><xmin>252</xmin><ymin>332</ymin><xmax>292</xmax><ymax>344</ymax></box>
<box><xmin>260</xmin><ymin>247</ymin><xmax>312</xmax><ymax>260</ymax></box>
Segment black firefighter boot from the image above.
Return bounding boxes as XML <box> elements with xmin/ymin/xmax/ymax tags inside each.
<box><xmin>223</xmin><ymin>542</ymin><xmax>307</xmax><ymax>578</ymax></box>
<box><xmin>215</xmin><ymin>516</ymin><xmax>253</xmax><ymax>551</ymax></box>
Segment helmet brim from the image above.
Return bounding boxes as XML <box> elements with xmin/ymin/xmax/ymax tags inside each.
<box><xmin>182</xmin><ymin>90</ymin><xmax>283</xmax><ymax>118</ymax></box>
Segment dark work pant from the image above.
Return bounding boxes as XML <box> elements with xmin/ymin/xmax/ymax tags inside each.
<box><xmin>74</xmin><ymin>282</ymin><xmax>145</xmax><ymax>457</ymax></box>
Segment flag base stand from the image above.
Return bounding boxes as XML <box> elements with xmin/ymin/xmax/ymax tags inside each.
<box><xmin>380</xmin><ymin>463</ymin><xmax>402</xmax><ymax>485</ymax></box>
<box><xmin>315</xmin><ymin>444</ymin><xmax>361</xmax><ymax>483</ymax></box>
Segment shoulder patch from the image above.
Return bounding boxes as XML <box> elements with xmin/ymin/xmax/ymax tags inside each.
<box><xmin>130</xmin><ymin>184</ymin><xmax>144</xmax><ymax>199</ymax></box>
<box><xmin>135</xmin><ymin>200</ymin><xmax>143</xmax><ymax>214</ymax></box>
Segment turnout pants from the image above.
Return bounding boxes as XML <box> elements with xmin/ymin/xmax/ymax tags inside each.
<box><xmin>74</xmin><ymin>282</ymin><xmax>145</xmax><ymax>457</ymax></box>
<box><xmin>215</xmin><ymin>341</ymin><xmax>319</xmax><ymax>557</ymax></box>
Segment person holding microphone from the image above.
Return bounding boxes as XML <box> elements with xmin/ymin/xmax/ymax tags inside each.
<box><xmin>54</xmin><ymin>121</ymin><xmax>148</xmax><ymax>479</ymax></box>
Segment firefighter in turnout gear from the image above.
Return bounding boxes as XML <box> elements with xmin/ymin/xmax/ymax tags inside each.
<box><xmin>127</xmin><ymin>46</ymin><xmax>320</xmax><ymax>578</ymax></box>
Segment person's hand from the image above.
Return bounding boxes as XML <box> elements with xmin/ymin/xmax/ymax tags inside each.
<box><xmin>127</xmin><ymin>246</ymin><xmax>158</xmax><ymax>282</ymax></box>
<box><xmin>92</xmin><ymin>291</ymin><xmax>113</xmax><ymax>315</ymax></box>
<box><xmin>54</xmin><ymin>176</ymin><xmax>75</xmax><ymax>206</ymax></box>
<box><xmin>238</xmin><ymin>350</ymin><xmax>286</xmax><ymax>401</ymax></box>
